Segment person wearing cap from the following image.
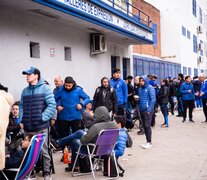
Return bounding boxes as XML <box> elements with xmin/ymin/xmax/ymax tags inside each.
<box><xmin>110</xmin><ymin>68</ymin><xmax>128</xmax><ymax>116</ymax></box>
<box><xmin>54</xmin><ymin>76</ymin><xmax>90</xmax><ymax>138</ymax></box>
<box><xmin>19</xmin><ymin>67</ymin><xmax>56</xmax><ymax>180</ymax></box>
<box><xmin>138</xmin><ymin>75</ymin><xmax>156</xmax><ymax>149</ymax></box>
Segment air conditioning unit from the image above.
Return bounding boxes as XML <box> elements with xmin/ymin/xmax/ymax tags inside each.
<box><xmin>197</xmin><ymin>26</ymin><xmax>203</xmax><ymax>34</ymax></box>
<box><xmin>90</xmin><ymin>34</ymin><xmax>107</xmax><ymax>55</ymax></box>
<box><xmin>197</xmin><ymin>56</ymin><xmax>203</xmax><ymax>63</ymax></box>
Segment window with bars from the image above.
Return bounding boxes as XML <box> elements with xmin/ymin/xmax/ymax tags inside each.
<box><xmin>182</xmin><ymin>26</ymin><xmax>186</xmax><ymax>36</ymax></box>
<box><xmin>193</xmin><ymin>35</ymin><xmax>197</xmax><ymax>53</ymax></box>
<box><xmin>187</xmin><ymin>30</ymin><xmax>191</xmax><ymax>39</ymax></box>
<box><xmin>199</xmin><ymin>7</ymin><xmax>202</xmax><ymax>24</ymax></box>
<box><xmin>192</xmin><ymin>0</ymin><xmax>197</xmax><ymax>17</ymax></box>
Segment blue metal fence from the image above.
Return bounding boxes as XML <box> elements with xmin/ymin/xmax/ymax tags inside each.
<box><xmin>133</xmin><ymin>56</ymin><xmax>181</xmax><ymax>84</ymax></box>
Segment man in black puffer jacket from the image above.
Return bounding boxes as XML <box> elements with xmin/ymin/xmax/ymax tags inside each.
<box><xmin>93</xmin><ymin>77</ymin><xmax>118</xmax><ymax>116</ymax></box>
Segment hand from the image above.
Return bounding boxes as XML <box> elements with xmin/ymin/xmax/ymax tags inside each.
<box><xmin>188</xmin><ymin>90</ymin><xmax>191</xmax><ymax>93</ymax></box>
<box><xmin>50</xmin><ymin>119</ymin><xmax>55</xmax><ymax>126</ymax></box>
<box><xmin>200</xmin><ymin>92</ymin><xmax>204</xmax><ymax>96</ymax></box>
<box><xmin>20</xmin><ymin>123</ymin><xmax>24</xmax><ymax>129</ymax></box>
<box><xmin>57</xmin><ymin>106</ymin><xmax>64</xmax><ymax>112</ymax></box>
<box><xmin>76</xmin><ymin>104</ymin><xmax>82</xmax><ymax>110</ymax></box>
<box><xmin>147</xmin><ymin>112</ymin><xmax>150</xmax><ymax>115</ymax></box>
<box><xmin>5</xmin><ymin>154</ymin><xmax>10</xmax><ymax>158</ymax></box>
<box><xmin>113</xmin><ymin>113</ymin><xmax>117</xmax><ymax>117</ymax></box>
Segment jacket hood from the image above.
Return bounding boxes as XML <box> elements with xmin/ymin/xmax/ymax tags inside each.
<box><xmin>140</xmin><ymin>75</ymin><xmax>149</xmax><ymax>88</ymax></box>
<box><xmin>0</xmin><ymin>90</ymin><xmax>13</xmax><ymax>106</ymax></box>
<box><xmin>93</xmin><ymin>106</ymin><xmax>110</xmax><ymax>123</ymax></box>
<box><xmin>193</xmin><ymin>79</ymin><xmax>201</xmax><ymax>85</ymax></box>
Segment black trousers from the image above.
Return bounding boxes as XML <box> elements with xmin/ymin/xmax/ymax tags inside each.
<box><xmin>58</xmin><ymin>120</ymin><xmax>82</xmax><ymax>138</ymax></box>
<box><xmin>182</xmin><ymin>100</ymin><xmax>194</xmax><ymax>119</ymax></box>
<box><xmin>140</xmin><ymin>110</ymin><xmax>153</xmax><ymax>143</ymax></box>
<box><xmin>202</xmin><ymin>99</ymin><xmax>207</xmax><ymax>121</ymax></box>
<box><xmin>169</xmin><ymin>96</ymin><xmax>175</xmax><ymax>113</ymax></box>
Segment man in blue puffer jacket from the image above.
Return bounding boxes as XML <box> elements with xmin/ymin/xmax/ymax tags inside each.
<box><xmin>110</xmin><ymin>68</ymin><xmax>128</xmax><ymax>116</ymax></box>
<box><xmin>138</xmin><ymin>75</ymin><xmax>156</xmax><ymax>149</ymax></box>
<box><xmin>180</xmin><ymin>76</ymin><xmax>195</xmax><ymax>123</ymax></box>
<box><xmin>55</xmin><ymin>76</ymin><xmax>90</xmax><ymax>138</ymax></box>
<box><xmin>19</xmin><ymin>67</ymin><xmax>56</xmax><ymax>179</ymax></box>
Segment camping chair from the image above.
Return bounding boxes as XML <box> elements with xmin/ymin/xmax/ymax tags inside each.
<box><xmin>71</xmin><ymin>129</ymin><xmax>120</xmax><ymax>180</ymax></box>
<box><xmin>1</xmin><ymin>133</ymin><xmax>46</xmax><ymax>180</ymax></box>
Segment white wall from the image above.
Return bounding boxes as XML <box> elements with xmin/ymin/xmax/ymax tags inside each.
<box><xmin>0</xmin><ymin>7</ymin><xmax>131</xmax><ymax>101</ymax></box>
<box><xmin>145</xmin><ymin>0</ymin><xmax>207</xmax><ymax>76</ymax></box>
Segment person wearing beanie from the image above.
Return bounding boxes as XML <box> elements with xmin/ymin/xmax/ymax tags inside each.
<box><xmin>110</xmin><ymin>68</ymin><xmax>128</xmax><ymax>116</ymax></box>
<box><xmin>19</xmin><ymin>67</ymin><xmax>56</xmax><ymax>180</ymax></box>
<box><xmin>54</xmin><ymin>76</ymin><xmax>90</xmax><ymax>138</ymax></box>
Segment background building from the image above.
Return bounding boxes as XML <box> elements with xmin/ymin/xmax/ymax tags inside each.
<box><xmin>0</xmin><ymin>0</ymin><xmax>153</xmax><ymax>100</ymax></box>
<box><xmin>145</xmin><ymin>0</ymin><xmax>207</xmax><ymax>77</ymax></box>
<box><xmin>132</xmin><ymin>0</ymin><xmax>181</xmax><ymax>83</ymax></box>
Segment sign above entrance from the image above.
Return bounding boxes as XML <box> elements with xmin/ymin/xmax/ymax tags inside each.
<box><xmin>55</xmin><ymin>0</ymin><xmax>153</xmax><ymax>41</ymax></box>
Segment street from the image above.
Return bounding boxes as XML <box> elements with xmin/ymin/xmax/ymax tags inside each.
<box><xmin>37</xmin><ymin>110</ymin><xmax>207</xmax><ymax>180</ymax></box>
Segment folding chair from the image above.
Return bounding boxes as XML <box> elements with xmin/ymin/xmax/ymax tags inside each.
<box><xmin>1</xmin><ymin>133</ymin><xmax>46</xmax><ymax>180</ymax></box>
<box><xmin>71</xmin><ymin>129</ymin><xmax>120</xmax><ymax>180</ymax></box>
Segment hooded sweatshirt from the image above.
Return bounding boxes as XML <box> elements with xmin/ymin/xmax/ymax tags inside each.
<box><xmin>80</xmin><ymin>106</ymin><xmax>118</xmax><ymax>144</ymax></box>
<box><xmin>138</xmin><ymin>75</ymin><xmax>156</xmax><ymax>113</ymax></box>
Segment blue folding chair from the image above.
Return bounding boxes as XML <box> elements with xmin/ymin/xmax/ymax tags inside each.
<box><xmin>71</xmin><ymin>129</ymin><xmax>120</xmax><ymax>180</ymax></box>
<box><xmin>1</xmin><ymin>133</ymin><xmax>46</xmax><ymax>180</ymax></box>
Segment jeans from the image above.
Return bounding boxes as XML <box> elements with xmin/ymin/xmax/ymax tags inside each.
<box><xmin>195</xmin><ymin>96</ymin><xmax>202</xmax><ymax>108</ymax></box>
<box><xmin>177</xmin><ymin>97</ymin><xmax>183</xmax><ymax>114</ymax></box>
<box><xmin>140</xmin><ymin>110</ymin><xmax>153</xmax><ymax>143</ymax></box>
<box><xmin>160</xmin><ymin>103</ymin><xmax>168</xmax><ymax>117</ymax></box>
<box><xmin>57</xmin><ymin>129</ymin><xmax>84</xmax><ymax>147</ymax></box>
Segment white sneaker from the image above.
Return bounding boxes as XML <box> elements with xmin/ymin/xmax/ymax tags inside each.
<box><xmin>140</xmin><ymin>142</ymin><xmax>152</xmax><ymax>149</ymax></box>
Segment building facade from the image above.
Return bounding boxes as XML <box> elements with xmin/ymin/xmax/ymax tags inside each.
<box><xmin>132</xmin><ymin>0</ymin><xmax>181</xmax><ymax>83</ymax></box>
<box><xmin>145</xmin><ymin>0</ymin><xmax>207</xmax><ymax>77</ymax></box>
<box><xmin>0</xmin><ymin>0</ymin><xmax>154</xmax><ymax>100</ymax></box>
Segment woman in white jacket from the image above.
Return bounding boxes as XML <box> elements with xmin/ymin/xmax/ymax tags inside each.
<box><xmin>0</xmin><ymin>87</ymin><xmax>13</xmax><ymax>170</ymax></box>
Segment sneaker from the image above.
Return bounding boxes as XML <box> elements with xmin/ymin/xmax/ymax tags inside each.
<box><xmin>44</xmin><ymin>173</ymin><xmax>51</xmax><ymax>180</ymax></box>
<box><xmin>161</xmin><ymin>124</ymin><xmax>169</xmax><ymax>128</ymax></box>
<box><xmin>137</xmin><ymin>130</ymin><xmax>145</xmax><ymax>135</ymax></box>
<box><xmin>65</xmin><ymin>164</ymin><xmax>79</xmax><ymax>172</ymax></box>
<box><xmin>176</xmin><ymin>114</ymin><xmax>183</xmax><ymax>117</ymax></box>
<box><xmin>182</xmin><ymin>118</ymin><xmax>186</xmax><ymax>122</ymax></box>
<box><xmin>201</xmin><ymin>120</ymin><xmax>207</xmax><ymax>123</ymax></box>
<box><xmin>189</xmin><ymin>119</ymin><xmax>194</xmax><ymax>123</ymax></box>
<box><xmin>51</xmin><ymin>139</ymin><xmax>61</xmax><ymax>149</ymax></box>
<box><xmin>140</xmin><ymin>142</ymin><xmax>152</xmax><ymax>149</ymax></box>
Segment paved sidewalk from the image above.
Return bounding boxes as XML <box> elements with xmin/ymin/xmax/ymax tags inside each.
<box><xmin>36</xmin><ymin>110</ymin><xmax>207</xmax><ymax>180</ymax></box>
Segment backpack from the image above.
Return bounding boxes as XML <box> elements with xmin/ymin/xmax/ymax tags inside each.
<box><xmin>103</xmin><ymin>155</ymin><xmax>118</xmax><ymax>177</ymax></box>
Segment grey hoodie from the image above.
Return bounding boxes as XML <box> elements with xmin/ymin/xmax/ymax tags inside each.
<box><xmin>80</xmin><ymin>106</ymin><xmax>118</xmax><ymax>144</ymax></box>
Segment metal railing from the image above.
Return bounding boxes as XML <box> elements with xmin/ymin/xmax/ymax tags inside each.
<box><xmin>100</xmin><ymin>0</ymin><xmax>151</xmax><ymax>26</ymax></box>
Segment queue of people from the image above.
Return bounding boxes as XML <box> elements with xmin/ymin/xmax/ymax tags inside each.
<box><xmin>0</xmin><ymin>66</ymin><xmax>207</xmax><ymax>180</ymax></box>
